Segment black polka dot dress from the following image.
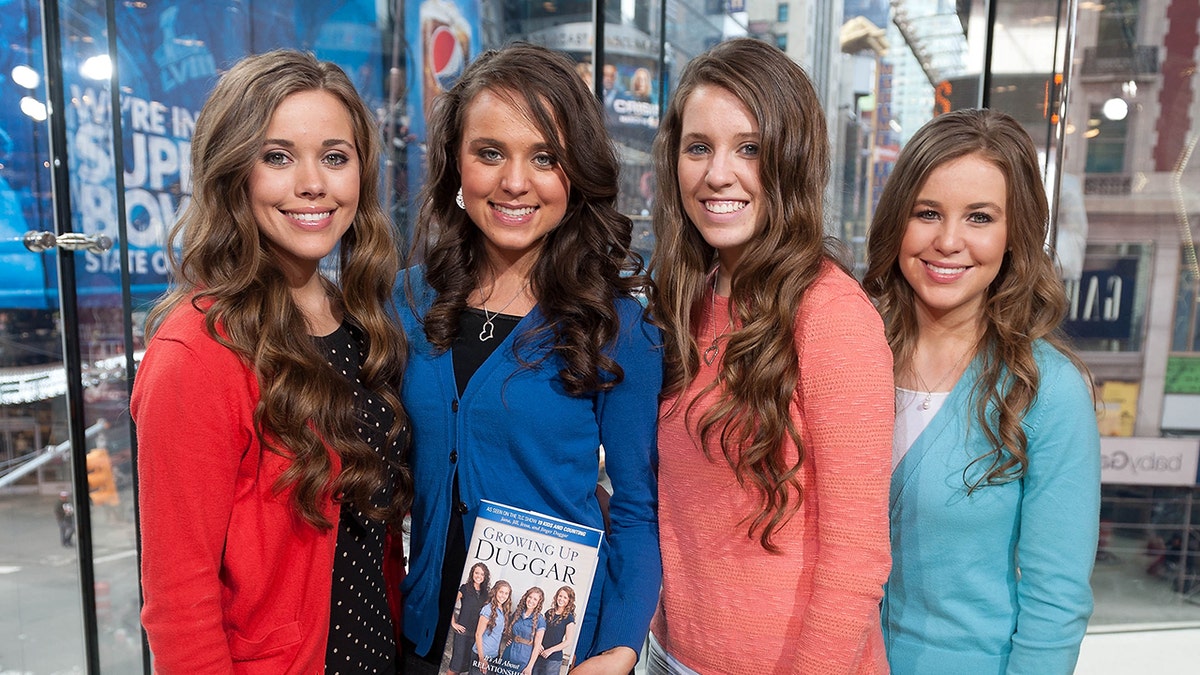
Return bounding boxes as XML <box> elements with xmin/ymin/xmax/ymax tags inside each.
<box><xmin>315</xmin><ymin>323</ymin><xmax>401</xmax><ymax>674</ymax></box>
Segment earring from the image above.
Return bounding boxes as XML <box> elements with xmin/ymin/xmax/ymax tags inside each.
<box><xmin>455</xmin><ymin>187</ymin><xmax>466</xmax><ymax>210</ymax></box>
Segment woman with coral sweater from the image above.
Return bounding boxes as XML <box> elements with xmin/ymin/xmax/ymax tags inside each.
<box><xmin>646</xmin><ymin>38</ymin><xmax>893</xmax><ymax>674</ymax></box>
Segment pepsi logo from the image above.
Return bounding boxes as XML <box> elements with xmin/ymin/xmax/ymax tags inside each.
<box><xmin>430</xmin><ymin>25</ymin><xmax>464</xmax><ymax>90</ymax></box>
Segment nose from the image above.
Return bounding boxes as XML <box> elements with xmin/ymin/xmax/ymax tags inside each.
<box><xmin>295</xmin><ymin>160</ymin><xmax>327</xmax><ymax>199</ymax></box>
<box><xmin>500</xmin><ymin>162</ymin><xmax>530</xmax><ymax>195</ymax></box>
<box><xmin>932</xmin><ymin>221</ymin><xmax>964</xmax><ymax>254</ymax></box>
<box><xmin>704</xmin><ymin>152</ymin><xmax>734</xmax><ymax>189</ymax></box>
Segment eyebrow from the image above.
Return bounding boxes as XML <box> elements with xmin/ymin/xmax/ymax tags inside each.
<box><xmin>680</xmin><ymin>131</ymin><xmax>759</xmax><ymax>143</ymax></box>
<box><xmin>466</xmin><ymin>137</ymin><xmax>553</xmax><ymax>151</ymax></box>
<box><xmin>261</xmin><ymin>138</ymin><xmax>354</xmax><ymax>149</ymax></box>
<box><xmin>913</xmin><ymin>198</ymin><xmax>1002</xmax><ymax>211</ymax></box>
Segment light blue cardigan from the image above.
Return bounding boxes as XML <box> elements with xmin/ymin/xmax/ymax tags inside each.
<box><xmin>397</xmin><ymin>270</ymin><xmax>663</xmax><ymax>661</ymax></box>
<box><xmin>883</xmin><ymin>341</ymin><xmax>1100</xmax><ymax>675</ymax></box>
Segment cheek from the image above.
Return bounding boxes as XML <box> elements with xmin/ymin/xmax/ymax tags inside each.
<box><xmin>677</xmin><ymin>163</ymin><xmax>702</xmax><ymax>194</ymax></box>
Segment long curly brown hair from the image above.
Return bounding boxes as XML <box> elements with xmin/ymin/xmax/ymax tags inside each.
<box><xmin>409</xmin><ymin>42</ymin><xmax>645</xmax><ymax>395</ymax></box>
<box><xmin>146</xmin><ymin>50</ymin><xmax>412</xmax><ymax>529</ymax></box>
<box><xmin>545</xmin><ymin>585</ymin><xmax>576</xmax><ymax>623</ymax></box>
<box><xmin>863</xmin><ymin>108</ymin><xmax>1090</xmax><ymax>489</ymax></box>
<box><xmin>648</xmin><ymin>38</ymin><xmax>836</xmax><ymax>552</ymax></box>
<box><xmin>503</xmin><ymin>586</ymin><xmax>545</xmax><ymax>645</ymax></box>
<box><xmin>483</xmin><ymin>580</ymin><xmax>514</xmax><ymax>636</ymax></box>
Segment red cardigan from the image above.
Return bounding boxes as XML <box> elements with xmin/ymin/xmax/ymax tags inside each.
<box><xmin>131</xmin><ymin>303</ymin><xmax>405</xmax><ymax>674</ymax></box>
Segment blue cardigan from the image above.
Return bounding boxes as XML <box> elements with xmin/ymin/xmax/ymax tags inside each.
<box><xmin>397</xmin><ymin>271</ymin><xmax>663</xmax><ymax>660</ymax></box>
<box><xmin>883</xmin><ymin>341</ymin><xmax>1100</xmax><ymax>675</ymax></box>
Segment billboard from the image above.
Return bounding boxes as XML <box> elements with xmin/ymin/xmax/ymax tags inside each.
<box><xmin>0</xmin><ymin>0</ymin><xmax>383</xmax><ymax>309</ymax></box>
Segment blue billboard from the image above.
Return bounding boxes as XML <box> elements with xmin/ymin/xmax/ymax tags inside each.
<box><xmin>0</xmin><ymin>0</ymin><xmax>383</xmax><ymax>309</ymax></box>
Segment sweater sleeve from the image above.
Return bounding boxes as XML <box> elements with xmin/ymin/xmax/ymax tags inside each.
<box><xmin>1006</xmin><ymin>353</ymin><xmax>1100</xmax><ymax>675</ymax></box>
<box><xmin>132</xmin><ymin>329</ymin><xmax>251</xmax><ymax>674</ymax></box>
<box><xmin>795</xmin><ymin>289</ymin><xmax>894</xmax><ymax>674</ymax></box>
<box><xmin>588</xmin><ymin>301</ymin><xmax>664</xmax><ymax>658</ymax></box>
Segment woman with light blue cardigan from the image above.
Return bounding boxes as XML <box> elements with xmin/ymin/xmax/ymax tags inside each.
<box><xmin>864</xmin><ymin>109</ymin><xmax>1101</xmax><ymax>675</ymax></box>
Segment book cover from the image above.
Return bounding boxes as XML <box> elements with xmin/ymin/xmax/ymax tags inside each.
<box><xmin>439</xmin><ymin>499</ymin><xmax>604</xmax><ymax>675</ymax></box>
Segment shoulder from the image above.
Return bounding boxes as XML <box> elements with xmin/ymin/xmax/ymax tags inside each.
<box><xmin>145</xmin><ymin>300</ymin><xmax>235</xmax><ymax>364</ymax></box>
<box><xmin>614</xmin><ymin>293</ymin><xmax>653</xmax><ymax>326</ymax></box>
<box><xmin>133</xmin><ymin>301</ymin><xmax>255</xmax><ymax>415</ymax></box>
<box><xmin>795</xmin><ymin>261</ymin><xmax>880</xmax><ymax>327</ymax></box>
<box><xmin>1030</xmin><ymin>340</ymin><xmax>1093</xmax><ymax>410</ymax></box>
<box><xmin>613</xmin><ymin>294</ymin><xmax>662</xmax><ymax>345</ymax></box>
<box><xmin>801</xmin><ymin>260</ymin><xmax>874</xmax><ymax>309</ymax></box>
<box><xmin>397</xmin><ymin>266</ymin><xmax>437</xmax><ymax>334</ymax></box>
<box><xmin>794</xmin><ymin>261</ymin><xmax>886</xmax><ymax>341</ymax></box>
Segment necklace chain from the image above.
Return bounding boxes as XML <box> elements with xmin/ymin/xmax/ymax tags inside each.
<box><xmin>478</xmin><ymin>281</ymin><xmax>529</xmax><ymax>342</ymax></box>
<box><xmin>703</xmin><ymin>270</ymin><xmax>733</xmax><ymax>366</ymax></box>
<box><xmin>913</xmin><ymin>346</ymin><xmax>973</xmax><ymax>410</ymax></box>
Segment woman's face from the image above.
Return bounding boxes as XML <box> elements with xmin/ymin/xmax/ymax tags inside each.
<box><xmin>898</xmin><ymin>152</ymin><xmax>1009</xmax><ymax>327</ymax></box>
<box><xmin>457</xmin><ymin>88</ymin><xmax>570</xmax><ymax>271</ymax></box>
<box><xmin>248</xmin><ymin>89</ymin><xmax>359</xmax><ymax>281</ymax></box>
<box><xmin>526</xmin><ymin>590</ymin><xmax>542</xmax><ymax>611</ymax></box>
<box><xmin>471</xmin><ymin>566</ymin><xmax>485</xmax><ymax>585</ymax></box>
<box><xmin>495</xmin><ymin>584</ymin><xmax>510</xmax><ymax>603</ymax></box>
<box><xmin>632</xmin><ymin>70</ymin><xmax>651</xmax><ymax>97</ymax></box>
<box><xmin>675</xmin><ymin>84</ymin><xmax>765</xmax><ymax>277</ymax></box>
<box><xmin>555</xmin><ymin>589</ymin><xmax>570</xmax><ymax>608</ymax></box>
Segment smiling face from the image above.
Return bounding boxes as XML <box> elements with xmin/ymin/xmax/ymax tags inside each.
<box><xmin>495</xmin><ymin>583</ymin><xmax>510</xmax><ymax>604</ymax></box>
<box><xmin>525</xmin><ymin>589</ymin><xmax>543</xmax><ymax>612</ymax></box>
<box><xmin>676</xmin><ymin>84</ymin><xmax>764</xmax><ymax>276</ymax></box>
<box><xmin>471</xmin><ymin>565</ymin><xmax>486</xmax><ymax>586</ymax></box>
<box><xmin>248</xmin><ymin>89</ymin><xmax>359</xmax><ymax>282</ymax></box>
<box><xmin>555</xmin><ymin>589</ymin><xmax>570</xmax><ymax>608</ymax></box>
<box><xmin>458</xmin><ymin>88</ymin><xmax>570</xmax><ymax>271</ymax></box>
<box><xmin>899</xmin><ymin>152</ymin><xmax>1009</xmax><ymax>327</ymax></box>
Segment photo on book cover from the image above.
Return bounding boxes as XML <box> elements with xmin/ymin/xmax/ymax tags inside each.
<box><xmin>439</xmin><ymin>500</ymin><xmax>603</xmax><ymax>675</ymax></box>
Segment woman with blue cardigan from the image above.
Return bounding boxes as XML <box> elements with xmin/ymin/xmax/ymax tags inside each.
<box><xmin>399</xmin><ymin>43</ymin><xmax>662</xmax><ymax>675</ymax></box>
<box><xmin>864</xmin><ymin>109</ymin><xmax>1101</xmax><ymax>674</ymax></box>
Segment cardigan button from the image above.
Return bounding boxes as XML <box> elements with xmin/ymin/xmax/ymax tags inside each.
<box><xmin>454</xmin><ymin>501</ymin><xmax>469</xmax><ymax>514</ymax></box>
<box><xmin>449</xmin><ymin>450</ymin><xmax>458</xmax><ymax>463</ymax></box>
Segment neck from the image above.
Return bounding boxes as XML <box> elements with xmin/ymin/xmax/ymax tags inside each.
<box><xmin>289</xmin><ymin>274</ymin><xmax>340</xmax><ymax>336</ymax></box>
<box><xmin>713</xmin><ymin>258</ymin><xmax>735</xmax><ymax>296</ymax></box>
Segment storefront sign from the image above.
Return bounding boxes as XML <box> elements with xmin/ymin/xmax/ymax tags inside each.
<box><xmin>1100</xmin><ymin>437</ymin><xmax>1200</xmax><ymax>486</ymax></box>
<box><xmin>1063</xmin><ymin>256</ymin><xmax>1137</xmax><ymax>339</ymax></box>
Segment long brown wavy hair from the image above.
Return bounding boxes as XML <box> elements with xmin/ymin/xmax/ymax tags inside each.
<box><xmin>503</xmin><ymin>586</ymin><xmax>544</xmax><ymax>645</ymax></box>
<box><xmin>863</xmin><ymin>108</ymin><xmax>1089</xmax><ymax>489</ymax></box>
<box><xmin>545</xmin><ymin>585</ymin><xmax>576</xmax><ymax>623</ymax></box>
<box><xmin>146</xmin><ymin>50</ymin><xmax>412</xmax><ymax>529</ymax></box>
<box><xmin>647</xmin><ymin>38</ymin><xmax>835</xmax><ymax>551</ymax></box>
<box><xmin>483</xmin><ymin>580</ymin><xmax>514</xmax><ymax>636</ymax></box>
<box><xmin>409</xmin><ymin>42</ymin><xmax>645</xmax><ymax>395</ymax></box>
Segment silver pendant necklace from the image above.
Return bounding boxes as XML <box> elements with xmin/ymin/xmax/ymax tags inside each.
<box><xmin>478</xmin><ymin>281</ymin><xmax>528</xmax><ymax>342</ymax></box>
<box><xmin>913</xmin><ymin>347</ymin><xmax>973</xmax><ymax>410</ymax></box>
<box><xmin>703</xmin><ymin>271</ymin><xmax>733</xmax><ymax>366</ymax></box>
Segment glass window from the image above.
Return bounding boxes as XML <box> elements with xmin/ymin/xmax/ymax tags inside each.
<box><xmin>4</xmin><ymin>0</ymin><xmax>1198</xmax><ymax>667</ymax></box>
<box><xmin>1085</xmin><ymin>103</ymin><xmax>1130</xmax><ymax>174</ymax></box>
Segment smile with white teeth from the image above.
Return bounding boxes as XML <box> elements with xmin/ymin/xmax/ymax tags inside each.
<box><xmin>925</xmin><ymin>262</ymin><xmax>967</xmax><ymax>274</ymax></box>
<box><xmin>704</xmin><ymin>200</ymin><xmax>747</xmax><ymax>214</ymax></box>
<box><xmin>288</xmin><ymin>211</ymin><xmax>332</xmax><ymax>222</ymax></box>
<box><xmin>493</xmin><ymin>204</ymin><xmax>536</xmax><ymax>217</ymax></box>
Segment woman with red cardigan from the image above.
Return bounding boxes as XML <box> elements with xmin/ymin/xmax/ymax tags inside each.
<box><xmin>132</xmin><ymin>50</ymin><xmax>411</xmax><ymax>674</ymax></box>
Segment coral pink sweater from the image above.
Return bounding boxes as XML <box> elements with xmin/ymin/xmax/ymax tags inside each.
<box><xmin>652</xmin><ymin>263</ymin><xmax>893</xmax><ymax>674</ymax></box>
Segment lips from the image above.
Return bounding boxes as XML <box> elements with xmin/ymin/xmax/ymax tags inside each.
<box><xmin>285</xmin><ymin>210</ymin><xmax>333</xmax><ymax>222</ymax></box>
<box><xmin>493</xmin><ymin>203</ymin><xmax>536</xmax><ymax>217</ymax></box>
<box><xmin>704</xmin><ymin>200</ymin><xmax>747</xmax><ymax>214</ymax></box>
<box><xmin>923</xmin><ymin>260</ymin><xmax>969</xmax><ymax>280</ymax></box>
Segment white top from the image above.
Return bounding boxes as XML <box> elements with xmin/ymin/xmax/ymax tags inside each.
<box><xmin>893</xmin><ymin>387</ymin><xmax>950</xmax><ymax>469</ymax></box>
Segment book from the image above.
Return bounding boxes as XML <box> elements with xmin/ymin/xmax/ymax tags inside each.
<box><xmin>439</xmin><ymin>499</ymin><xmax>603</xmax><ymax>675</ymax></box>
